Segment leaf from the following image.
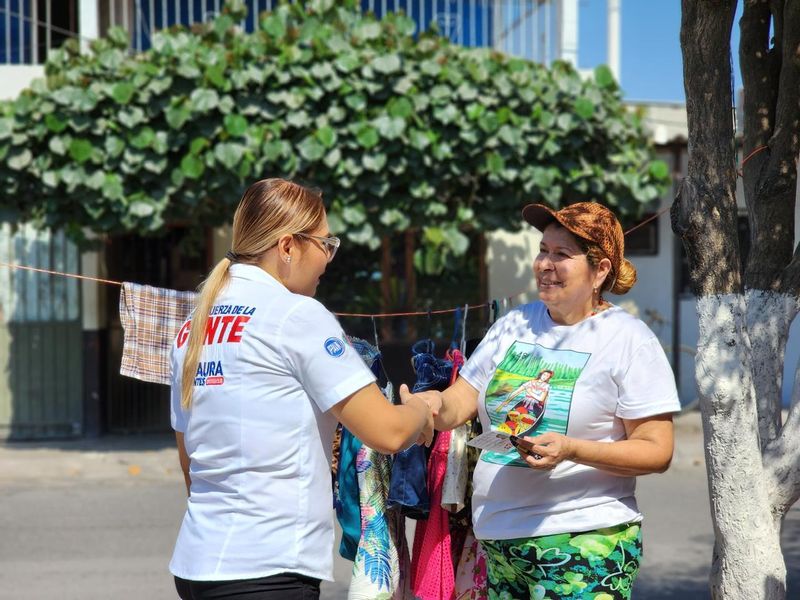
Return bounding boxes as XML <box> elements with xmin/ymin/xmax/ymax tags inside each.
<box><xmin>69</xmin><ymin>139</ymin><xmax>94</xmax><ymax>163</ymax></box>
<box><xmin>44</xmin><ymin>113</ymin><xmax>68</xmax><ymax>133</ymax></box>
<box><xmin>574</xmin><ymin>98</ymin><xmax>595</xmax><ymax>119</ymax></box>
<box><xmin>85</xmin><ymin>170</ymin><xmax>106</xmax><ymax>190</ymax></box>
<box><xmin>48</xmin><ymin>136</ymin><xmax>68</xmax><ymax>156</ymax></box>
<box><xmin>190</xmin><ymin>88</ymin><xmax>220</xmax><ymax>112</ymax></box>
<box><xmin>214</xmin><ymin>143</ymin><xmax>245</xmax><ymax>170</ymax></box>
<box><xmin>261</xmin><ymin>13</ymin><xmax>286</xmax><ymax>39</ymax></box>
<box><xmin>130</xmin><ymin>127</ymin><xmax>155</xmax><ymax>149</ymax></box>
<box><xmin>649</xmin><ymin>160</ymin><xmax>670</xmax><ymax>180</ymax></box>
<box><xmin>374</xmin><ymin>116</ymin><xmax>405</xmax><ymax>140</ymax></box>
<box><xmin>7</xmin><ymin>148</ymin><xmax>32</xmax><ymax>170</ymax></box>
<box><xmin>335</xmin><ymin>54</ymin><xmax>361</xmax><ymax>73</ymax></box>
<box><xmin>372</xmin><ymin>54</ymin><xmax>401</xmax><ymax>74</ymax></box>
<box><xmin>0</xmin><ymin>117</ymin><xmax>13</xmax><ymax>140</ymax></box>
<box><xmin>42</xmin><ymin>170</ymin><xmax>60</xmax><ymax>188</ymax></box>
<box><xmin>224</xmin><ymin>114</ymin><xmax>248</xmax><ymax>137</ymax></box>
<box><xmin>323</xmin><ymin>147</ymin><xmax>341</xmax><ymax>168</ymax></box>
<box><xmin>181</xmin><ymin>154</ymin><xmax>205</xmax><ymax>179</ymax></box>
<box><xmin>433</xmin><ymin>105</ymin><xmax>459</xmax><ymax>124</ymax></box>
<box><xmin>262</xmin><ymin>140</ymin><xmax>288</xmax><ymax>161</ymax></box>
<box><xmin>286</xmin><ymin>111</ymin><xmax>311</xmax><ymax>129</ymax></box>
<box><xmin>130</xmin><ymin>200</ymin><xmax>155</xmax><ymax>217</ymax></box>
<box><xmin>315</xmin><ymin>125</ymin><xmax>337</xmax><ymax>148</ymax></box>
<box><xmin>362</xmin><ymin>153</ymin><xmax>387</xmax><ymax>171</ymax></box>
<box><xmin>387</xmin><ymin>97</ymin><xmax>413</xmax><ymax>119</ymax></box>
<box><xmin>595</xmin><ymin>65</ymin><xmax>616</xmax><ymax>89</ymax></box>
<box><xmin>165</xmin><ymin>104</ymin><xmax>191</xmax><ymax>129</ymax></box>
<box><xmin>111</xmin><ymin>82</ymin><xmax>136</xmax><ymax>104</ymax></box>
<box><xmin>442</xmin><ymin>226</ymin><xmax>469</xmax><ymax>255</ymax></box>
<box><xmin>344</xmin><ymin>94</ymin><xmax>367</xmax><ymax>111</ymax></box>
<box><xmin>355</xmin><ymin>126</ymin><xmax>380</xmax><ymax>149</ymax></box>
<box><xmin>297</xmin><ymin>136</ymin><xmax>326</xmax><ymax>161</ymax></box>
<box><xmin>102</xmin><ymin>173</ymin><xmax>124</xmax><ymax>200</ymax></box>
<box><xmin>343</xmin><ymin>205</ymin><xmax>367</xmax><ymax>225</ymax></box>
<box><xmin>486</xmin><ymin>152</ymin><xmax>505</xmax><ymax>175</ymax></box>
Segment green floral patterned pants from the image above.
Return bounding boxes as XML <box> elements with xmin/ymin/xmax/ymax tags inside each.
<box><xmin>480</xmin><ymin>522</ymin><xmax>642</xmax><ymax>600</ymax></box>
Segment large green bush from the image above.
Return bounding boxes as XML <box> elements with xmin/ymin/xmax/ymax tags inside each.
<box><xmin>0</xmin><ymin>0</ymin><xmax>668</xmax><ymax>273</ymax></box>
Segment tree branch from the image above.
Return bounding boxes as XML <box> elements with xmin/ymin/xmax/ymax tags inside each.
<box><xmin>765</xmin><ymin>403</ymin><xmax>800</xmax><ymax>514</ymax></box>
<box><xmin>741</xmin><ymin>0</ymin><xmax>795</xmax><ymax>291</ymax></box>
<box><xmin>768</xmin><ymin>0</ymin><xmax>800</xmax><ymax>294</ymax></box>
<box><xmin>676</xmin><ymin>0</ymin><xmax>740</xmax><ymax>296</ymax></box>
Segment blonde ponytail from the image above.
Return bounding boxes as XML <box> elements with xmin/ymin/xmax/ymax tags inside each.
<box><xmin>181</xmin><ymin>258</ymin><xmax>233</xmax><ymax>409</ymax></box>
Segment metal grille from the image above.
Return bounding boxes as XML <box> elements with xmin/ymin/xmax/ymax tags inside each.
<box><xmin>126</xmin><ymin>0</ymin><xmax>565</xmax><ymax>61</ymax></box>
<box><xmin>0</xmin><ymin>223</ymin><xmax>83</xmax><ymax>439</ymax></box>
<box><xmin>0</xmin><ymin>0</ymin><xmax>79</xmax><ymax>64</ymax></box>
<box><xmin>0</xmin><ymin>0</ymin><xmax>571</xmax><ymax>64</ymax></box>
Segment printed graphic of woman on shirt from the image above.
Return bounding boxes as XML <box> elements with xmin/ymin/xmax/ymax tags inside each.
<box><xmin>169</xmin><ymin>178</ymin><xmax>435</xmax><ymax>600</ymax></box>
<box><xmin>495</xmin><ymin>369</ymin><xmax>552</xmax><ymax>436</ymax></box>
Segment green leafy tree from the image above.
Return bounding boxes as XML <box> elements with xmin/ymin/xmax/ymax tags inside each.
<box><xmin>0</xmin><ymin>0</ymin><xmax>667</xmax><ymax>275</ymax></box>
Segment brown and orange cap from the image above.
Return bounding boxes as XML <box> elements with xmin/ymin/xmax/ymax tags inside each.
<box><xmin>522</xmin><ymin>201</ymin><xmax>625</xmax><ymax>288</ymax></box>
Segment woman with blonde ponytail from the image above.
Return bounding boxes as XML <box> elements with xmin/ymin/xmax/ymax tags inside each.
<box><xmin>408</xmin><ymin>202</ymin><xmax>680</xmax><ymax>600</ymax></box>
<box><xmin>169</xmin><ymin>178</ymin><xmax>433</xmax><ymax>600</ymax></box>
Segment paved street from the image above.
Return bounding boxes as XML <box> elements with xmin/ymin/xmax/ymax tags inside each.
<box><xmin>1</xmin><ymin>412</ymin><xmax>798</xmax><ymax>599</ymax></box>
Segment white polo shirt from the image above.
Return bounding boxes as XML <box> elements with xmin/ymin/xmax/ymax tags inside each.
<box><xmin>169</xmin><ymin>264</ymin><xmax>375</xmax><ymax>582</ymax></box>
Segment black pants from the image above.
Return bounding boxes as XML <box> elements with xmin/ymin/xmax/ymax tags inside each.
<box><xmin>174</xmin><ymin>573</ymin><xmax>321</xmax><ymax>600</ymax></box>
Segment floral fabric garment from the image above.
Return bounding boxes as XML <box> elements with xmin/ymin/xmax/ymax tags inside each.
<box><xmin>454</xmin><ymin>528</ymin><xmax>488</xmax><ymax>600</ymax></box>
<box><xmin>480</xmin><ymin>523</ymin><xmax>642</xmax><ymax>600</ymax></box>
<box><xmin>348</xmin><ymin>444</ymin><xmax>401</xmax><ymax>600</ymax></box>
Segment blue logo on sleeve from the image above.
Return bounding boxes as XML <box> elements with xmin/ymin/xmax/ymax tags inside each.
<box><xmin>324</xmin><ymin>337</ymin><xmax>345</xmax><ymax>357</ymax></box>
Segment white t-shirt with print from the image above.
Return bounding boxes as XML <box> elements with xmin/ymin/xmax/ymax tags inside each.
<box><xmin>169</xmin><ymin>264</ymin><xmax>376</xmax><ymax>582</ymax></box>
<box><xmin>460</xmin><ymin>301</ymin><xmax>680</xmax><ymax>541</ymax></box>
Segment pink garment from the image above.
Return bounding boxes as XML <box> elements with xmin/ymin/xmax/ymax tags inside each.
<box><xmin>410</xmin><ymin>429</ymin><xmax>455</xmax><ymax>600</ymax></box>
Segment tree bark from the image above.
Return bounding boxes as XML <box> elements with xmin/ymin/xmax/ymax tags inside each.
<box><xmin>678</xmin><ymin>1</ymin><xmax>791</xmax><ymax>598</ymax></box>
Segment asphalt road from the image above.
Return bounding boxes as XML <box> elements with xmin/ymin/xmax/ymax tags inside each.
<box><xmin>1</xmin><ymin>412</ymin><xmax>798</xmax><ymax>600</ymax></box>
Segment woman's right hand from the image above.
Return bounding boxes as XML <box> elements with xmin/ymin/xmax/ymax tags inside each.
<box><xmin>399</xmin><ymin>384</ymin><xmax>443</xmax><ymax>416</ymax></box>
<box><xmin>399</xmin><ymin>384</ymin><xmax>435</xmax><ymax>446</ymax></box>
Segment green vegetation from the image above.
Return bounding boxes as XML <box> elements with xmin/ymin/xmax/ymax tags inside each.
<box><xmin>0</xmin><ymin>0</ymin><xmax>668</xmax><ymax>275</ymax></box>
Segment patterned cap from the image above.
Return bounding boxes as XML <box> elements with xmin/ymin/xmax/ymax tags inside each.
<box><xmin>521</xmin><ymin>202</ymin><xmax>624</xmax><ymax>279</ymax></box>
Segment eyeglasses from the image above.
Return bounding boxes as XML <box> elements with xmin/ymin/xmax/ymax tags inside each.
<box><xmin>295</xmin><ymin>233</ymin><xmax>341</xmax><ymax>262</ymax></box>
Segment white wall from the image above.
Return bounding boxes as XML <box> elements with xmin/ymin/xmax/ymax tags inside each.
<box><xmin>486</xmin><ymin>227</ymin><xmax>540</xmax><ymax>307</ymax></box>
<box><xmin>0</xmin><ymin>66</ymin><xmax>45</xmax><ymax>100</ymax></box>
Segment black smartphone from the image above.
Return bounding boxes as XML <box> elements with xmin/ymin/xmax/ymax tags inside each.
<box><xmin>509</xmin><ymin>435</ymin><xmax>542</xmax><ymax>459</ymax></box>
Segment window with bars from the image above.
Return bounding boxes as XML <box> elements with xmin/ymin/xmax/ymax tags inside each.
<box><xmin>0</xmin><ymin>0</ymin><xmax>568</xmax><ymax>64</ymax></box>
<box><xmin>0</xmin><ymin>0</ymin><xmax>78</xmax><ymax>64</ymax></box>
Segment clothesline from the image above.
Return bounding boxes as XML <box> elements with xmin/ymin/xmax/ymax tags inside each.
<box><xmin>0</xmin><ymin>203</ymin><xmax>673</xmax><ymax>319</ymax></box>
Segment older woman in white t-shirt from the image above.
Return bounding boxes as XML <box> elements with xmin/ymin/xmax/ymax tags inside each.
<box><xmin>408</xmin><ymin>201</ymin><xmax>680</xmax><ymax>600</ymax></box>
<box><xmin>170</xmin><ymin>178</ymin><xmax>434</xmax><ymax>600</ymax></box>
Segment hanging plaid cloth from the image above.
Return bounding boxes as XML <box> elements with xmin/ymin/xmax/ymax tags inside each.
<box><xmin>119</xmin><ymin>282</ymin><xmax>196</xmax><ymax>385</ymax></box>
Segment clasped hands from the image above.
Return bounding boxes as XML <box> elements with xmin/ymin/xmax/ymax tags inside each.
<box><xmin>398</xmin><ymin>384</ymin><xmax>443</xmax><ymax>447</ymax></box>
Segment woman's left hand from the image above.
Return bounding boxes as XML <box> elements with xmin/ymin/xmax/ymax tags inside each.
<box><xmin>517</xmin><ymin>432</ymin><xmax>575</xmax><ymax>470</ymax></box>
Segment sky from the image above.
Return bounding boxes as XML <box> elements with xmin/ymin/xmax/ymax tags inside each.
<box><xmin>577</xmin><ymin>0</ymin><xmax>743</xmax><ymax>103</ymax></box>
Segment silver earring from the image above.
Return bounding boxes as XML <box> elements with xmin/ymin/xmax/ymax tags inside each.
<box><xmin>285</xmin><ymin>256</ymin><xmax>291</xmax><ymax>263</ymax></box>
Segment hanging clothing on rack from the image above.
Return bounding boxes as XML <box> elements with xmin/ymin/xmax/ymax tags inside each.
<box><xmin>337</xmin><ymin>338</ymin><xmax>410</xmax><ymax>600</ymax></box>
<box><xmin>387</xmin><ymin>340</ymin><xmax>454</xmax><ymax>519</ymax></box>
<box><xmin>408</xmin><ymin>347</ymin><xmax>464</xmax><ymax>600</ymax></box>
<box><xmin>119</xmin><ymin>282</ymin><xmax>195</xmax><ymax>385</ymax></box>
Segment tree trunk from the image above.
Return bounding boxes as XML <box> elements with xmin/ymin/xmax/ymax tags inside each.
<box><xmin>696</xmin><ymin>295</ymin><xmax>786</xmax><ymax>599</ymax></box>
<box><xmin>679</xmin><ymin>0</ymin><xmax>800</xmax><ymax>597</ymax></box>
